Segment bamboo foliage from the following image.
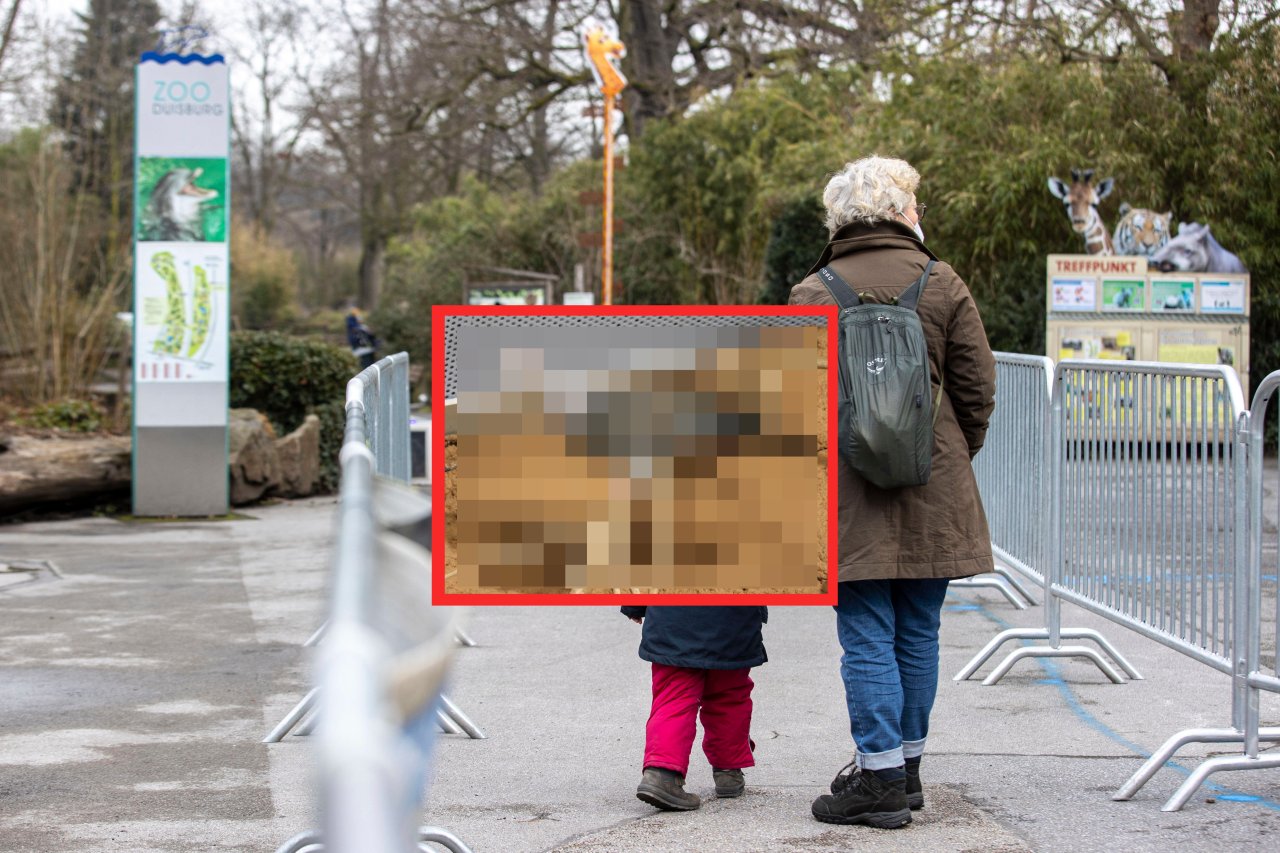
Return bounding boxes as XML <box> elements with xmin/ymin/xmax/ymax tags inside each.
<box><xmin>0</xmin><ymin>129</ymin><xmax>128</xmax><ymax>404</ymax></box>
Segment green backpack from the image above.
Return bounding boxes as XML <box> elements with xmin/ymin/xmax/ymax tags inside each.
<box><xmin>818</xmin><ymin>260</ymin><xmax>941</xmax><ymax>490</ymax></box>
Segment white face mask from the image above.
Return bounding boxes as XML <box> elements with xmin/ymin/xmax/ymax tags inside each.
<box><xmin>899</xmin><ymin>210</ymin><xmax>925</xmax><ymax>242</ymax></box>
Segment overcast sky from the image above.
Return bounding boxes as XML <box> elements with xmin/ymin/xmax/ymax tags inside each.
<box><xmin>5</xmin><ymin>1</ymin><xmax>307</xmax><ymax>137</ymax></box>
<box><xmin>39</xmin><ymin>0</ymin><xmax>250</xmax><ymax>54</ymax></box>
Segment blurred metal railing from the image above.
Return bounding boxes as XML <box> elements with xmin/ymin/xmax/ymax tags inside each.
<box><xmin>272</xmin><ymin>353</ymin><xmax>477</xmax><ymax>853</ymax></box>
<box><xmin>265</xmin><ymin>353</ymin><xmax>483</xmax><ymax>744</ymax></box>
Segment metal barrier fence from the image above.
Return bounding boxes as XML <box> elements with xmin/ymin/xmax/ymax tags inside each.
<box><xmin>359</xmin><ymin>352</ymin><xmax>412</xmax><ymax>482</ymax></box>
<box><xmin>273</xmin><ymin>354</ymin><xmax>476</xmax><ymax>853</ymax></box>
<box><xmin>265</xmin><ymin>353</ymin><xmax>483</xmax><ymax>744</ymax></box>
<box><xmin>959</xmin><ymin>353</ymin><xmax>1056</xmax><ymax>608</ymax></box>
<box><xmin>1113</xmin><ymin>371</ymin><xmax>1280</xmax><ymax>810</ymax></box>
<box><xmin>957</xmin><ymin>358</ymin><xmax>1280</xmax><ymax>810</ymax></box>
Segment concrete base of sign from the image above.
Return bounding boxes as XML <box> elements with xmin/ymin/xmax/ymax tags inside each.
<box><xmin>133</xmin><ymin>426</ymin><xmax>228</xmax><ymax>516</ymax></box>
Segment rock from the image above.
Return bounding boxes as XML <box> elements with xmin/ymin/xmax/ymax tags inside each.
<box><xmin>274</xmin><ymin>414</ymin><xmax>320</xmax><ymax>498</ymax></box>
<box><xmin>0</xmin><ymin>434</ymin><xmax>131</xmax><ymax>512</ymax></box>
<box><xmin>228</xmin><ymin>408</ymin><xmax>280</xmax><ymax>505</ymax></box>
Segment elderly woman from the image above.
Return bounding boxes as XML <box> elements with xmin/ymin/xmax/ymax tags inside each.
<box><xmin>789</xmin><ymin>156</ymin><xmax>996</xmax><ymax>828</ymax></box>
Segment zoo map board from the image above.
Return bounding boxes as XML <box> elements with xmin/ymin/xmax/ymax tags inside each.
<box><xmin>132</xmin><ymin>52</ymin><xmax>230</xmax><ymax>516</ymax></box>
<box><xmin>1045</xmin><ymin>255</ymin><xmax>1250</xmax><ymax>392</ymax></box>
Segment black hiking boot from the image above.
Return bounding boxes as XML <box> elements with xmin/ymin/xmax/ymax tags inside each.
<box><xmin>905</xmin><ymin>760</ymin><xmax>923</xmax><ymax>810</ymax></box>
<box><xmin>812</xmin><ymin>764</ymin><xmax>912</xmax><ymax>828</ymax></box>
<box><xmin>637</xmin><ymin>767</ymin><xmax>701</xmax><ymax>811</ymax></box>
<box><xmin>713</xmin><ymin>768</ymin><xmax>745</xmax><ymax>798</ymax></box>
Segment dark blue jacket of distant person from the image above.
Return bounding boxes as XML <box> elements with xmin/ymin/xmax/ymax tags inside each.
<box><xmin>620</xmin><ymin>606</ymin><xmax>768</xmax><ymax>669</ymax></box>
<box><xmin>345</xmin><ymin>310</ymin><xmax>379</xmax><ymax>369</ymax></box>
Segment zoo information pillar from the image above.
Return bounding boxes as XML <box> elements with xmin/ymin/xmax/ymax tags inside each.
<box><xmin>132</xmin><ymin>51</ymin><xmax>231</xmax><ymax>516</ymax></box>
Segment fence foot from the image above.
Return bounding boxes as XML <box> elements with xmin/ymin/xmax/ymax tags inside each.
<box><xmin>982</xmin><ymin>645</ymin><xmax>1126</xmax><ymax>686</ymax></box>
<box><xmin>273</xmin><ymin>830</ymin><xmax>323</xmax><ymax>853</ymax></box>
<box><xmin>1064</xmin><ymin>628</ymin><xmax>1143</xmax><ymax>680</ymax></box>
<box><xmin>951</xmin><ymin>575</ymin><xmax>1029</xmax><ymax>609</ymax></box>
<box><xmin>1113</xmin><ymin>727</ymin><xmax>1242</xmax><ymax>801</ymax></box>
<box><xmin>957</xmin><ymin>627</ymin><xmax>1138</xmax><ymax>683</ymax></box>
<box><xmin>954</xmin><ymin>629</ymin><xmax>1049</xmax><ymax>681</ymax></box>
<box><xmin>439</xmin><ymin>694</ymin><xmax>486</xmax><ymax>739</ymax></box>
<box><xmin>437</xmin><ymin>708</ymin><xmax>464</xmax><ymax>735</ymax></box>
<box><xmin>264</xmin><ymin>687</ymin><xmax>320</xmax><ymax>743</ymax></box>
<box><xmin>1113</xmin><ymin>726</ymin><xmax>1280</xmax><ymax>802</ymax></box>
<box><xmin>419</xmin><ymin>826</ymin><xmax>475</xmax><ymax>853</ymax></box>
<box><xmin>1163</xmin><ymin>752</ymin><xmax>1280</xmax><ymax>812</ymax></box>
<box><xmin>454</xmin><ymin>629</ymin><xmax>476</xmax><ymax>648</ymax></box>
<box><xmin>304</xmin><ymin>622</ymin><xmax>329</xmax><ymax>647</ymax></box>
<box><xmin>295</xmin><ymin>707</ymin><xmax>319</xmax><ymax>737</ymax></box>
<box><xmin>990</xmin><ymin>562</ymin><xmax>1039</xmax><ymax>606</ymax></box>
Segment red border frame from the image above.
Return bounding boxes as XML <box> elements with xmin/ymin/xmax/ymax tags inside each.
<box><xmin>431</xmin><ymin>304</ymin><xmax>838</xmax><ymax>605</ymax></box>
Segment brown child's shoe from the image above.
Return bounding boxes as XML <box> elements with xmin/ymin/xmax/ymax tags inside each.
<box><xmin>637</xmin><ymin>767</ymin><xmax>701</xmax><ymax>811</ymax></box>
<box><xmin>713</xmin><ymin>768</ymin><xmax>745</xmax><ymax>798</ymax></box>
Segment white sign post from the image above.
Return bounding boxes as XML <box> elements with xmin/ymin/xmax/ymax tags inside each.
<box><xmin>132</xmin><ymin>51</ymin><xmax>231</xmax><ymax>516</ymax></box>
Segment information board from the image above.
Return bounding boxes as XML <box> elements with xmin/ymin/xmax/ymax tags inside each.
<box><xmin>1045</xmin><ymin>255</ymin><xmax>1251</xmax><ymax>391</ymax></box>
<box><xmin>132</xmin><ymin>52</ymin><xmax>231</xmax><ymax>516</ymax></box>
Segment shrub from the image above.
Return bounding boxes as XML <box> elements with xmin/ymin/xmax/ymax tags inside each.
<box><xmin>20</xmin><ymin>399</ymin><xmax>105</xmax><ymax>432</ymax></box>
<box><xmin>229</xmin><ymin>331</ymin><xmax>356</xmax><ymax>491</ymax></box>
<box><xmin>760</xmin><ymin>197</ymin><xmax>827</xmax><ymax>304</ymax></box>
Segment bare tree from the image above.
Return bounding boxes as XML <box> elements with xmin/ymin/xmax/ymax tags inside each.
<box><xmin>299</xmin><ymin>0</ymin><xmax>568</xmax><ymax>308</ymax></box>
<box><xmin>230</xmin><ymin>0</ymin><xmax>313</xmax><ymax>236</ymax></box>
<box><xmin>0</xmin><ymin>0</ymin><xmax>22</xmax><ymax>76</ymax></box>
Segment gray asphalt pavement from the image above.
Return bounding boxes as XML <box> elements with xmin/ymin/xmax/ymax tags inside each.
<box><xmin>2</xmin><ymin>496</ymin><xmax>1279</xmax><ymax>852</ymax></box>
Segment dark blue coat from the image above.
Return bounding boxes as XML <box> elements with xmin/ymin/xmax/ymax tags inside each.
<box><xmin>620</xmin><ymin>606</ymin><xmax>768</xmax><ymax>670</ymax></box>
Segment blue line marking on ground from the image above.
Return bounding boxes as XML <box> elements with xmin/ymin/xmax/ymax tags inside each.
<box><xmin>946</xmin><ymin>590</ymin><xmax>1280</xmax><ymax>812</ymax></box>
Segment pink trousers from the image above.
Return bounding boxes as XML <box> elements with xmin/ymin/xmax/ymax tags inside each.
<box><xmin>643</xmin><ymin>663</ymin><xmax>756</xmax><ymax>777</ymax></box>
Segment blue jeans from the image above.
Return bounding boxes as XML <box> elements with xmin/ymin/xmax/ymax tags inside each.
<box><xmin>835</xmin><ymin>578</ymin><xmax>950</xmax><ymax>770</ymax></box>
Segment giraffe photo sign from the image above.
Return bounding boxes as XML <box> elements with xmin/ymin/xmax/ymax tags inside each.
<box><xmin>132</xmin><ymin>51</ymin><xmax>231</xmax><ymax>516</ymax></box>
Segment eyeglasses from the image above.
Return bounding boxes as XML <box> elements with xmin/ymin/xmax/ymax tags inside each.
<box><xmin>914</xmin><ymin>204</ymin><xmax>927</xmax><ymax>221</ymax></box>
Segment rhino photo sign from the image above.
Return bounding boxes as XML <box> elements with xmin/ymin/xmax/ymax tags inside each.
<box><xmin>132</xmin><ymin>51</ymin><xmax>231</xmax><ymax>516</ymax></box>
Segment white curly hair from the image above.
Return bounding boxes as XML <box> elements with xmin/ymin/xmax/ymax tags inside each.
<box><xmin>822</xmin><ymin>156</ymin><xmax>921</xmax><ymax>235</ymax></box>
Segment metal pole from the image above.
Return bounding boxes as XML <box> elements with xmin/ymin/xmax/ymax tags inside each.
<box><xmin>1047</xmin><ymin>369</ymin><xmax>1064</xmax><ymax>648</ymax></box>
<box><xmin>602</xmin><ymin>95</ymin><xmax>614</xmax><ymax>306</ymax></box>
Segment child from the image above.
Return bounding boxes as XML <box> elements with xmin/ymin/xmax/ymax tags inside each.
<box><xmin>621</xmin><ymin>605</ymin><xmax>768</xmax><ymax>811</ymax></box>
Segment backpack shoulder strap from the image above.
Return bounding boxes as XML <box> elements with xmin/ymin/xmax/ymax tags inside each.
<box><xmin>816</xmin><ymin>266</ymin><xmax>862</xmax><ymax>310</ymax></box>
<box><xmin>896</xmin><ymin>260</ymin><xmax>937</xmax><ymax>312</ymax></box>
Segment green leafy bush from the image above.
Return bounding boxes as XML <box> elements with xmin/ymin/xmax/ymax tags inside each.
<box><xmin>760</xmin><ymin>197</ymin><xmax>827</xmax><ymax>305</ymax></box>
<box><xmin>20</xmin><ymin>399</ymin><xmax>105</xmax><ymax>432</ymax></box>
<box><xmin>229</xmin><ymin>331</ymin><xmax>356</xmax><ymax>491</ymax></box>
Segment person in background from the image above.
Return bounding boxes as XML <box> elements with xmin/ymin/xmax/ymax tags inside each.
<box><xmin>622</xmin><ymin>606</ymin><xmax>767</xmax><ymax>811</ymax></box>
<box><xmin>788</xmin><ymin>155</ymin><xmax>997</xmax><ymax>829</ymax></box>
<box><xmin>345</xmin><ymin>303</ymin><xmax>379</xmax><ymax>369</ymax></box>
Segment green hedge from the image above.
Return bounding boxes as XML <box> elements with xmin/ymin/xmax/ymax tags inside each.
<box><xmin>229</xmin><ymin>331</ymin><xmax>355</xmax><ymax>492</ymax></box>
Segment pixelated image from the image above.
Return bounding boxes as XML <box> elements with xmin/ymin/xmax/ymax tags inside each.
<box><xmin>444</xmin><ymin>319</ymin><xmax>828</xmax><ymax>595</ymax></box>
